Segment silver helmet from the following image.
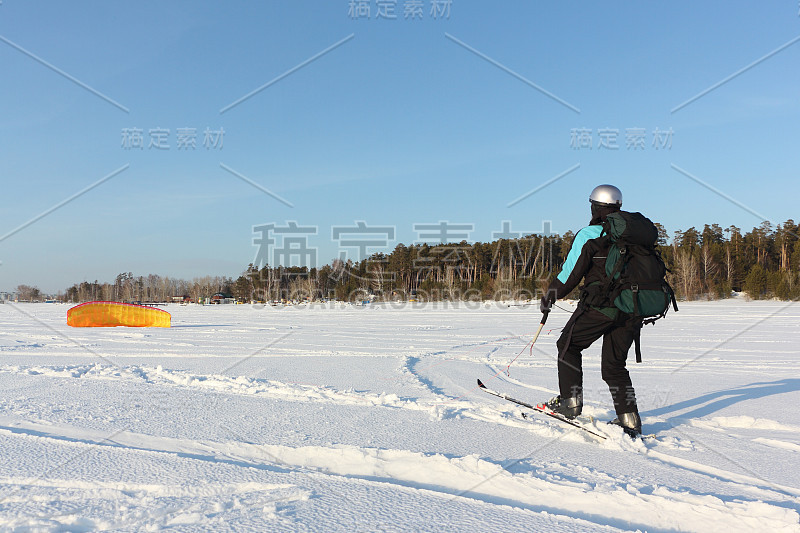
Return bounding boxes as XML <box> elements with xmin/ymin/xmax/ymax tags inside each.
<box><xmin>589</xmin><ymin>184</ymin><xmax>622</xmax><ymax>206</ymax></box>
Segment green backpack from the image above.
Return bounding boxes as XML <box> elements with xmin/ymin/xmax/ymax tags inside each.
<box><xmin>602</xmin><ymin>211</ymin><xmax>678</xmax><ymax>361</ymax></box>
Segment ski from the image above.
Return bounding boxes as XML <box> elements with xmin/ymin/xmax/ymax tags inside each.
<box><xmin>477</xmin><ymin>379</ymin><xmax>608</xmax><ymax>440</ymax></box>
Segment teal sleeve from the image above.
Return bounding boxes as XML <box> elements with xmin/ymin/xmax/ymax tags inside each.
<box><xmin>556</xmin><ymin>225</ymin><xmax>603</xmax><ymax>284</ymax></box>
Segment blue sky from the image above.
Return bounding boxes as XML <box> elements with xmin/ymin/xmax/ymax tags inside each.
<box><xmin>1</xmin><ymin>1</ymin><xmax>799</xmax><ymax>293</ymax></box>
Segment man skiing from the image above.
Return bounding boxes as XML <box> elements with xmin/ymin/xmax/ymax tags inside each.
<box><xmin>540</xmin><ymin>184</ymin><xmax>642</xmax><ymax>437</ymax></box>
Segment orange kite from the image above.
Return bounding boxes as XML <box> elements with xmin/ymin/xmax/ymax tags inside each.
<box><xmin>67</xmin><ymin>301</ymin><xmax>171</xmax><ymax>328</ymax></box>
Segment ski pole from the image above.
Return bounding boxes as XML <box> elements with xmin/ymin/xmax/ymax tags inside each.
<box><xmin>529</xmin><ymin>310</ymin><xmax>550</xmax><ymax>347</ymax></box>
<box><xmin>505</xmin><ymin>310</ymin><xmax>550</xmax><ymax>376</ymax></box>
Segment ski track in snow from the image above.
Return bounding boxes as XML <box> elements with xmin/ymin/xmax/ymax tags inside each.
<box><xmin>0</xmin><ymin>363</ymin><xmax>497</xmax><ymax>425</ymax></box>
<box><xmin>0</xmin><ymin>475</ymin><xmax>309</xmax><ymax>531</ymax></box>
<box><xmin>691</xmin><ymin>415</ymin><xmax>800</xmax><ymax>433</ymax></box>
<box><xmin>0</xmin><ymin>417</ymin><xmax>798</xmax><ymax>533</ymax></box>
<box><xmin>1</xmin><ymin>301</ymin><xmax>800</xmax><ymax>531</ymax></box>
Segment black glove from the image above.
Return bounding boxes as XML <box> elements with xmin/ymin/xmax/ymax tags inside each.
<box><xmin>540</xmin><ymin>292</ymin><xmax>555</xmax><ymax>314</ymax></box>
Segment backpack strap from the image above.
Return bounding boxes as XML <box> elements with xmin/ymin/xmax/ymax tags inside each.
<box><xmin>632</xmin><ymin>281</ymin><xmax>679</xmax><ymax>363</ymax></box>
<box><xmin>601</xmin><ymin>240</ymin><xmax>628</xmax><ymax>299</ymax></box>
<box><xmin>667</xmin><ymin>281</ymin><xmax>679</xmax><ymax>312</ymax></box>
<box><xmin>633</xmin><ymin>319</ymin><xmax>643</xmax><ymax>363</ymax></box>
<box><xmin>634</xmin><ymin>284</ymin><xmax>680</xmax><ymax>363</ymax></box>
<box><xmin>631</xmin><ymin>284</ymin><xmax>640</xmax><ymax>317</ymax></box>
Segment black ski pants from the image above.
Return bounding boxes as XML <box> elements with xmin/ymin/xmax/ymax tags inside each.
<box><xmin>556</xmin><ymin>307</ymin><xmax>638</xmax><ymax>415</ymax></box>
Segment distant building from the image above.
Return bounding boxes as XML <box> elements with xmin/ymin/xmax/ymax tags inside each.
<box><xmin>210</xmin><ymin>292</ymin><xmax>235</xmax><ymax>304</ymax></box>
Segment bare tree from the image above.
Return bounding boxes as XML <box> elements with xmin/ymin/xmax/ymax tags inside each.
<box><xmin>701</xmin><ymin>243</ymin><xmax>717</xmax><ymax>295</ymax></box>
<box><xmin>369</xmin><ymin>261</ymin><xmax>388</xmax><ymax>298</ymax></box>
<box><xmin>16</xmin><ymin>285</ymin><xmax>40</xmax><ymax>301</ymax></box>
<box><xmin>674</xmin><ymin>249</ymin><xmax>699</xmax><ymax>299</ymax></box>
<box><xmin>725</xmin><ymin>244</ymin><xmax>735</xmax><ymax>287</ymax></box>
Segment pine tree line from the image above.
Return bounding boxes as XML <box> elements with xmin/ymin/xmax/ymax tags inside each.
<box><xmin>660</xmin><ymin>220</ymin><xmax>800</xmax><ymax>300</ymax></box>
<box><xmin>62</xmin><ymin>219</ymin><xmax>800</xmax><ymax>303</ymax></box>
<box><xmin>236</xmin><ymin>234</ymin><xmax>565</xmax><ymax>303</ymax></box>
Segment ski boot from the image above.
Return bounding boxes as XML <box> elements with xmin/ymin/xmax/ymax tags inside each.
<box><xmin>608</xmin><ymin>411</ymin><xmax>642</xmax><ymax>438</ymax></box>
<box><xmin>544</xmin><ymin>395</ymin><xmax>583</xmax><ymax>419</ymax></box>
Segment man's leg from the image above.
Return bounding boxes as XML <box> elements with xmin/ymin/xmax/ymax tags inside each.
<box><xmin>556</xmin><ymin>308</ymin><xmax>613</xmax><ymax>402</ymax></box>
<box><xmin>601</xmin><ymin>316</ymin><xmax>638</xmax><ymax>415</ymax></box>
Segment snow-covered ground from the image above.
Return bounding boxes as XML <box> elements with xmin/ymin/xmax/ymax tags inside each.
<box><xmin>0</xmin><ymin>299</ymin><xmax>799</xmax><ymax>532</ymax></box>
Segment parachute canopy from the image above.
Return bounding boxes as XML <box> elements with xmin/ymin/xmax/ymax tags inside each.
<box><xmin>67</xmin><ymin>301</ymin><xmax>171</xmax><ymax>328</ymax></box>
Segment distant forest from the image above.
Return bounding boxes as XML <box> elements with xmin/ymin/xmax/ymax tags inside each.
<box><xmin>62</xmin><ymin>220</ymin><xmax>800</xmax><ymax>303</ymax></box>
